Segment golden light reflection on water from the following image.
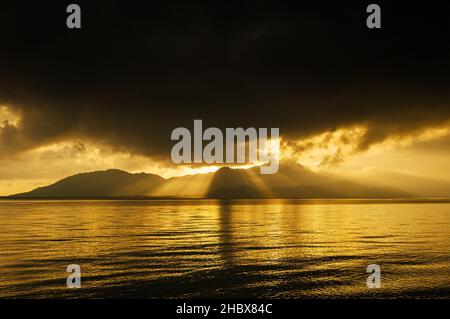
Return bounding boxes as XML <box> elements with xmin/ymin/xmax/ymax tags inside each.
<box><xmin>0</xmin><ymin>200</ymin><xmax>449</xmax><ymax>298</ymax></box>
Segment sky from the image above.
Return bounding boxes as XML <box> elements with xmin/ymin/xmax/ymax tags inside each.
<box><xmin>1</xmin><ymin>1</ymin><xmax>450</xmax><ymax>195</ymax></box>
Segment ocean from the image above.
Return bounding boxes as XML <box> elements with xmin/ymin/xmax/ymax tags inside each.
<box><xmin>0</xmin><ymin>199</ymin><xmax>449</xmax><ymax>298</ymax></box>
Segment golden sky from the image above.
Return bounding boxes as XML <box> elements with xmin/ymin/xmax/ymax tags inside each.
<box><xmin>2</xmin><ymin>2</ymin><xmax>450</xmax><ymax>197</ymax></box>
<box><xmin>2</xmin><ymin>104</ymin><xmax>450</xmax><ymax>196</ymax></box>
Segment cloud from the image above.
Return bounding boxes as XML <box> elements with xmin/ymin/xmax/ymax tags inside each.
<box><xmin>1</xmin><ymin>1</ymin><xmax>450</xmax><ymax>165</ymax></box>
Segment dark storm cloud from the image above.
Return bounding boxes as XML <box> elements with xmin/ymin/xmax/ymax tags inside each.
<box><xmin>1</xmin><ymin>1</ymin><xmax>450</xmax><ymax>161</ymax></box>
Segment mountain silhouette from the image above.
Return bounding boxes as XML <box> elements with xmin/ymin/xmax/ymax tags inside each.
<box><xmin>10</xmin><ymin>164</ymin><xmax>411</xmax><ymax>199</ymax></box>
<box><xmin>205</xmin><ymin>164</ymin><xmax>409</xmax><ymax>199</ymax></box>
<box><xmin>12</xmin><ymin>169</ymin><xmax>165</xmax><ymax>198</ymax></box>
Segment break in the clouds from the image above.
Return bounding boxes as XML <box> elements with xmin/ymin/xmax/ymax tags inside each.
<box><xmin>1</xmin><ymin>1</ymin><xmax>450</xmax><ymax>164</ymax></box>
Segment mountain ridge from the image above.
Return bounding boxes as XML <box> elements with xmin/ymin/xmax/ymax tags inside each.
<box><xmin>8</xmin><ymin>164</ymin><xmax>418</xmax><ymax>199</ymax></box>
<box><xmin>11</xmin><ymin>169</ymin><xmax>165</xmax><ymax>198</ymax></box>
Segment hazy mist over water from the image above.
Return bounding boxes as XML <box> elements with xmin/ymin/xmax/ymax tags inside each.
<box><xmin>0</xmin><ymin>200</ymin><xmax>449</xmax><ymax>298</ymax></box>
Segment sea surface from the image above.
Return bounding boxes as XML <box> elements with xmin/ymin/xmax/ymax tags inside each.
<box><xmin>0</xmin><ymin>199</ymin><xmax>449</xmax><ymax>298</ymax></box>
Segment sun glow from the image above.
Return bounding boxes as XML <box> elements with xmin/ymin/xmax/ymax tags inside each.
<box><xmin>2</xmin><ymin>121</ymin><xmax>450</xmax><ymax>196</ymax></box>
<box><xmin>282</xmin><ymin>123</ymin><xmax>450</xmax><ymax>170</ymax></box>
<box><xmin>282</xmin><ymin>126</ymin><xmax>367</xmax><ymax>168</ymax></box>
<box><xmin>0</xmin><ymin>105</ymin><xmax>20</xmax><ymax>128</ymax></box>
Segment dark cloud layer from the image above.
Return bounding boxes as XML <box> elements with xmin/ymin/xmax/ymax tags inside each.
<box><xmin>1</xmin><ymin>1</ymin><xmax>450</xmax><ymax>161</ymax></box>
